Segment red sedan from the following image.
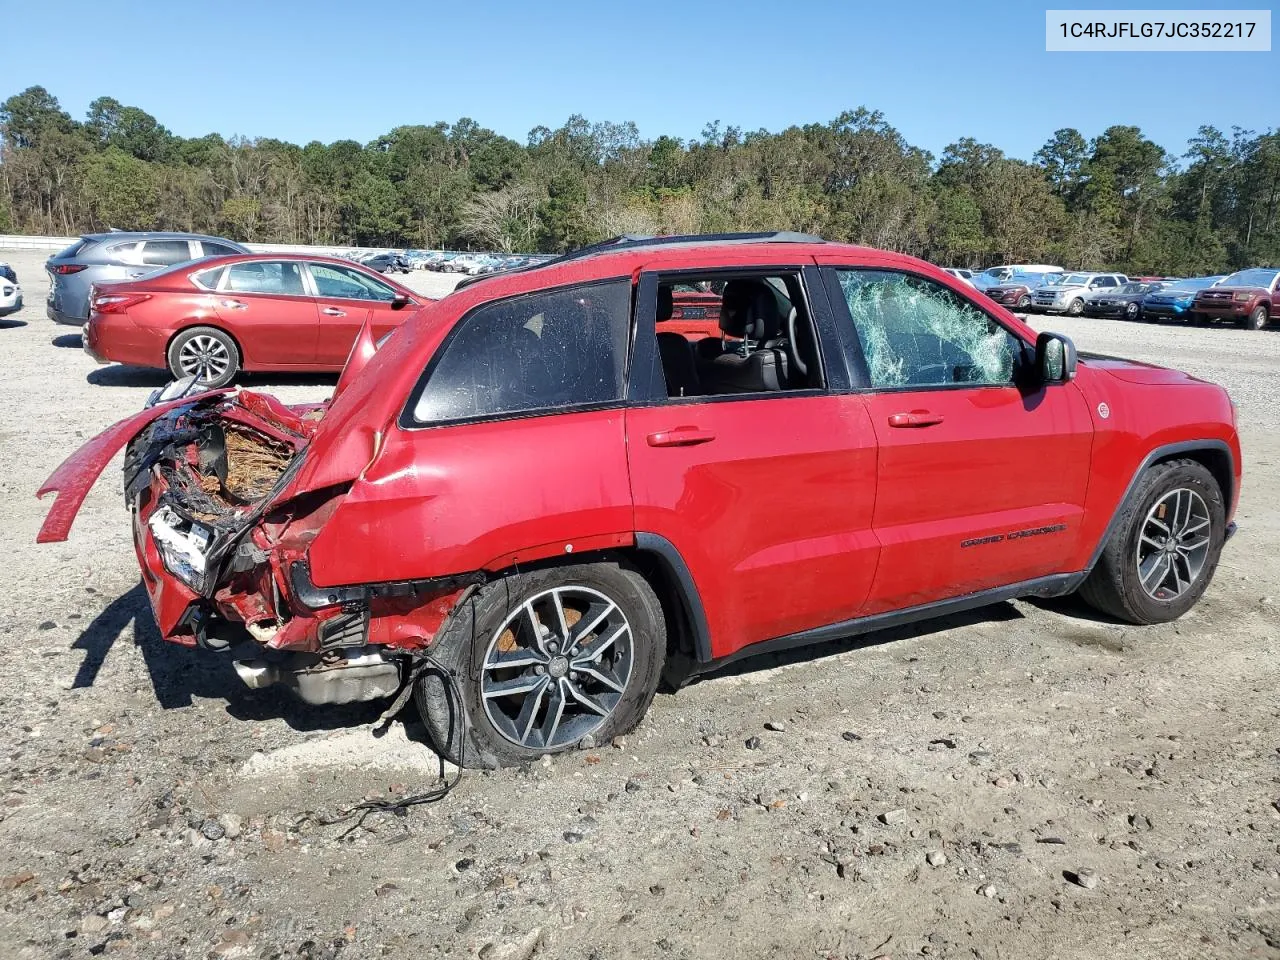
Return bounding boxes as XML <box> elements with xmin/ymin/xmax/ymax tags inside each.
<box><xmin>84</xmin><ymin>253</ymin><xmax>426</xmax><ymax>386</ymax></box>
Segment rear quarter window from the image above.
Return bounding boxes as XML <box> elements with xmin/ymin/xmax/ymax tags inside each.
<box><xmin>54</xmin><ymin>239</ymin><xmax>86</xmax><ymax>259</ymax></box>
<box><xmin>409</xmin><ymin>279</ymin><xmax>630</xmax><ymax>425</ymax></box>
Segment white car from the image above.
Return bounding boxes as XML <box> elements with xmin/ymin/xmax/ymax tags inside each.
<box><xmin>1030</xmin><ymin>272</ymin><xmax>1129</xmax><ymax>315</ymax></box>
<box><xmin>943</xmin><ymin>268</ymin><xmax>975</xmax><ymax>286</ymax></box>
<box><xmin>971</xmin><ymin>263</ymin><xmax>1066</xmax><ymax>291</ymax></box>
<box><xmin>0</xmin><ymin>277</ymin><xmax>22</xmax><ymax>317</ymax></box>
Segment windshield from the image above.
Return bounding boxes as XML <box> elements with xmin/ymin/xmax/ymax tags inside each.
<box><xmin>1221</xmin><ymin>268</ymin><xmax>1279</xmax><ymax>288</ymax></box>
<box><xmin>977</xmin><ymin>268</ymin><xmax>1011</xmax><ymax>281</ymax></box>
<box><xmin>1118</xmin><ymin>283</ymin><xmax>1148</xmax><ymax>295</ymax></box>
<box><xmin>1060</xmin><ymin>274</ymin><xmax>1090</xmax><ymax>286</ymax></box>
<box><xmin>1005</xmin><ymin>273</ymin><xmax>1043</xmax><ymax>285</ymax></box>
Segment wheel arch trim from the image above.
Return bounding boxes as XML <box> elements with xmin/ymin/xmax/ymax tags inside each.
<box><xmin>633</xmin><ymin>532</ymin><xmax>713</xmax><ymax>663</ymax></box>
<box><xmin>1086</xmin><ymin>439</ymin><xmax>1236</xmax><ymax>574</ymax></box>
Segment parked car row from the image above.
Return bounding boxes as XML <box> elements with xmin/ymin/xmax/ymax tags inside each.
<box><xmin>946</xmin><ymin>259</ymin><xmax>1280</xmax><ymax>328</ymax></box>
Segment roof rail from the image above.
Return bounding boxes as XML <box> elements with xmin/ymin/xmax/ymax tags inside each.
<box><xmin>454</xmin><ymin>231</ymin><xmax>825</xmax><ymax>290</ymax></box>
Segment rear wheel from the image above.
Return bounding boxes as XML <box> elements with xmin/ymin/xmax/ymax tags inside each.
<box><xmin>1078</xmin><ymin>459</ymin><xmax>1225</xmax><ymax>624</ymax></box>
<box><xmin>167</xmin><ymin>326</ymin><xmax>240</xmax><ymax>388</ymax></box>
<box><xmin>416</xmin><ymin>561</ymin><xmax>665</xmax><ymax>768</ymax></box>
<box><xmin>1242</xmin><ymin>305</ymin><xmax>1267</xmax><ymax>330</ymax></box>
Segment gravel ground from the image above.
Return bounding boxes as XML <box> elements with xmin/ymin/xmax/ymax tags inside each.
<box><xmin>0</xmin><ymin>248</ymin><xmax>1277</xmax><ymax>960</ymax></box>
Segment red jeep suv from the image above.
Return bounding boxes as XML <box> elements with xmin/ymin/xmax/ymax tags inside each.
<box><xmin>37</xmin><ymin>233</ymin><xmax>1241</xmax><ymax>768</ymax></box>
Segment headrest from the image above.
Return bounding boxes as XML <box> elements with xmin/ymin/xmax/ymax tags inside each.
<box><xmin>657</xmin><ymin>285</ymin><xmax>674</xmax><ymax>321</ymax></box>
<box><xmin>720</xmin><ymin>279</ymin><xmax>784</xmax><ymax>341</ymax></box>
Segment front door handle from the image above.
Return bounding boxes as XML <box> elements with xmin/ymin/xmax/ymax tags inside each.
<box><xmin>321</xmin><ymin>306</ymin><xmax>346</xmax><ymax>317</ymax></box>
<box><xmin>887</xmin><ymin>410</ymin><xmax>945</xmax><ymax>428</ymax></box>
<box><xmin>646</xmin><ymin>426</ymin><xmax>717</xmax><ymax>447</ymax></box>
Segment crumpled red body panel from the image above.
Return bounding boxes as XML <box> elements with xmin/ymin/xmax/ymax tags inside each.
<box><xmin>35</xmin><ymin>389</ymin><xmax>232</xmax><ymax>544</ymax></box>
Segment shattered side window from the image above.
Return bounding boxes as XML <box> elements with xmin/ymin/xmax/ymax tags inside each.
<box><xmin>837</xmin><ymin>270</ymin><xmax>1022</xmax><ymax>388</ymax></box>
<box><xmin>412</xmin><ymin>280</ymin><xmax>630</xmax><ymax>424</ymax></box>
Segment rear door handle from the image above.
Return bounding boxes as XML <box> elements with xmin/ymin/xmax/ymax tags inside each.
<box><xmin>887</xmin><ymin>410</ymin><xmax>945</xmax><ymax>428</ymax></box>
<box><xmin>218</xmin><ymin>298</ymin><xmax>247</xmax><ymax>311</ymax></box>
<box><xmin>321</xmin><ymin>306</ymin><xmax>346</xmax><ymax>317</ymax></box>
<box><xmin>646</xmin><ymin>426</ymin><xmax>717</xmax><ymax>447</ymax></box>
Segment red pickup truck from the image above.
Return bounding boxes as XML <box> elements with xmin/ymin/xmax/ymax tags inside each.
<box><xmin>1193</xmin><ymin>267</ymin><xmax>1279</xmax><ymax>329</ymax></box>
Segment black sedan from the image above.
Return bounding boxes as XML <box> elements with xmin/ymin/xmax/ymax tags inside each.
<box><xmin>1083</xmin><ymin>281</ymin><xmax>1171</xmax><ymax>321</ymax></box>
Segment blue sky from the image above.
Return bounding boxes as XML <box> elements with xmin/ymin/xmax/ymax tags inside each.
<box><xmin>5</xmin><ymin>0</ymin><xmax>1275</xmax><ymax>163</ymax></box>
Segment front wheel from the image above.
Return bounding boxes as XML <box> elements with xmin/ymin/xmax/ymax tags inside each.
<box><xmin>1017</xmin><ymin>295</ymin><xmax>1032</xmax><ymax>309</ymax></box>
<box><xmin>1067</xmin><ymin>298</ymin><xmax>1084</xmax><ymax>316</ymax></box>
<box><xmin>167</xmin><ymin>326</ymin><xmax>240</xmax><ymax>388</ymax></box>
<box><xmin>1078</xmin><ymin>459</ymin><xmax>1226</xmax><ymax>624</ymax></box>
<box><xmin>1242</xmin><ymin>305</ymin><xmax>1267</xmax><ymax>330</ymax></box>
<box><xmin>1126</xmin><ymin>303</ymin><xmax>1140</xmax><ymax>321</ymax></box>
<box><xmin>416</xmin><ymin>561</ymin><xmax>666</xmax><ymax>768</ymax></box>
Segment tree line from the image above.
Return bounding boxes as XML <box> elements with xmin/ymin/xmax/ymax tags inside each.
<box><xmin>1</xmin><ymin>85</ymin><xmax>1277</xmax><ymax>274</ymax></box>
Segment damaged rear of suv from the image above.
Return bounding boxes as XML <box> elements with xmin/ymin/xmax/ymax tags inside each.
<box><xmin>43</xmin><ymin>378</ymin><xmax>480</xmax><ymax>709</ymax></box>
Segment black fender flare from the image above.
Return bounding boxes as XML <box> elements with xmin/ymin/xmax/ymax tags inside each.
<box><xmin>1085</xmin><ymin>439</ymin><xmax>1236</xmax><ymax>573</ymax></box>
<box><xmin>634</xmin><ymin>532</ymin><xmax>713</xmax><ymax>663</ymax></box>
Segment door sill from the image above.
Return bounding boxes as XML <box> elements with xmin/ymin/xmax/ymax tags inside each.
<box><xmin>693</xmin><ymin>572</ymin><xmax>1085</xmax><ymax>677</ymax></box>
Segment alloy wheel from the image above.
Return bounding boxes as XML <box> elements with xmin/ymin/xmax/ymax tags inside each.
<box><xmin>1135</xmin><ymin>487</ymin><xmax>1211</xmax><ymax>601</ymax></box>
<box><xmin>480</xmin><ymin>586</ymin><xmax>633</xmax><ymax>750</ymax></box>
<box><xmin>177</xmin><ymin>335</ymin><xmax>231</xmax><ymax>382</ymax></box>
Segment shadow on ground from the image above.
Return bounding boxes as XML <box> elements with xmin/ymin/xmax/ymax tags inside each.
<box><xmin>52</xmin><ymin>332</ymin><xmax>81</xmax><ymax>347</ymax></box>
<box><xmin>72</xmin><ymin>582</ymin><xmax>382</xmax><ymax>731</ymax></box>
<box><xmin>0</xmin><ymin>318</ymin><xmax>29</xmax><ymax>330</ymax></box>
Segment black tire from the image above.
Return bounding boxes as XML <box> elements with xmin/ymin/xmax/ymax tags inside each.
<box><xmin>415</xmin><ymin>560</ymin><xmax>666</xmax><ymax>768</ymax></box>
<box><xmin>166</xmin><ymin>326</ymin><xmax>240</xmax><ymax>388</ymax></box>
<box><xmin>1125</xmin><ymin>303</ymin><xmax>1140</xmax><ymax>321</ymax></box>
<box><xmin>1078</xmin><ymin>459</ymin><xmax>1226</xmax><ymax>625</ymax></box>
<box><xmin>1017</xmin><ymin>295</ymin><xmax>1032</xmax><ymax>309</ymax></box>
<box><xmin>1067</xmin><ymin>298</ymin><xmax>1084</xmax><ymax>316</ymax></box>
<box><xmin>1242</xmin><ymin>305</ymin><xmax>1267</xmax><ymax>330</ymax></box>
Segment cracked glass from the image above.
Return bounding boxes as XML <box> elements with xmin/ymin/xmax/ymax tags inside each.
<box><xmin>837</xmin><ymin>270</ymin><xmax>1022</xmax><ymax>388</ymax></box>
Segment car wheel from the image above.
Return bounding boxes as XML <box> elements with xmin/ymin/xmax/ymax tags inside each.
<box><xmin>1078</xmin><ymin>459</ymin><xmax>1225</xmax><ymax>625</ymax></box>
<box><xmin>1242</xmin><ymin>305</ymin><xmax>1267</xmax><ymax>330</ymax></box>
<box><xmin>1017</xmin><ymin>295</ymin><xmax>1032</xmax><ymax>309</ymax></box>
<box><xmin>415</xmin><ymin>560</ymin><xmax>666</xmax><ymax>768</ymax></box>
<box><xmin>1066</xmin><ymin>298</ymin><xmax>1084</xmax><ymax>316</ymax></box>
<box><xmin>167</xmin><ymin>326</ymin><xmax>240</xmax><ymax>388</ymax></box>
<box><xmin>1125</xmin><ymin>303</ymin><xmax>1140</xmax><ymax>320</ymax></box>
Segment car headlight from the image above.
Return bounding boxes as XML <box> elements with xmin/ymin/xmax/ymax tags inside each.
<box><xmin>1234</xmin><ymin>291</ymin><xmax>1251</xmax><ymax>302</ymax></box>
<box><xmin>148</xmin><ymin>505</ymin><xmax>213</xmax><ymax>591</ymax></box>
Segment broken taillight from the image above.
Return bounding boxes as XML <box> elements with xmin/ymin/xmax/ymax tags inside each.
<box><xmin>92</xmin><ymin>293</ymin><xmax>152</xmax><ymax>314</ymax></box>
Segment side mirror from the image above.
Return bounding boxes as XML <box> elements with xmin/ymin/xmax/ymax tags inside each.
<box><xmin>1036</xmin><ymin>332</ymin><xmax>1077</xmax><ymax>383</ymax></box>
<box><xmin>391</xmin><ymin>293</ymin><xmax>412</xmax><ymax>310</ymax></box>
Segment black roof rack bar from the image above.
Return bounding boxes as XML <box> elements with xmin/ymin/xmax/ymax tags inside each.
<box><xmin>454</xmin><ymin>231</ymin><xmax>825</xmax><ymax>290</ymax></box>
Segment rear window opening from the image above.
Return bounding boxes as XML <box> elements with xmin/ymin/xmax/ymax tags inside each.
<box><xmin>652</xmin><ymin>271</ymin><xmax>826</xmax><ymax>399</ymax></box>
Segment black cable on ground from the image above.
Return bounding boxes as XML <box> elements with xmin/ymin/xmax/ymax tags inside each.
<box><xmin>321</xmin><ymin>652</ymin><xmax>468</xmax><ymax>841</ymax></box>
